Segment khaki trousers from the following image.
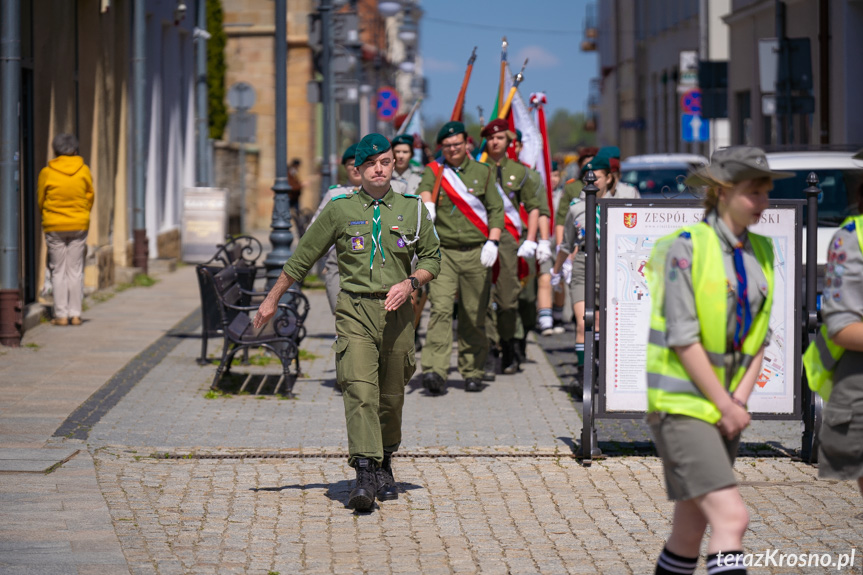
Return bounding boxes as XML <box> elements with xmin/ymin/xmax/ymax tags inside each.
<box><xmin>45</xmin><ymin>231</ymin><xmax>88</xmax><ymax>319</ymax></box>
<box><xmin>424</xmin><ymin>246</ymin><xmax>491</xmax><ymax>380</ymax></box>
<box><xmin>334</xmin><ymin>291</ymin><xmax>415</xmax><ymax>466</ymax></box>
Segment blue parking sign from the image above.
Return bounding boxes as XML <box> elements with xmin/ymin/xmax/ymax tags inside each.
<box><xmin>681</xmin><ymin>113</ymin><xmax>709</xmax><ymax>142</ymax></box>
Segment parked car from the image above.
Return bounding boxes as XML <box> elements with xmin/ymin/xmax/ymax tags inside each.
<box><xmin>620</xmin><ymin>154</ymin><xmax>709</xmax><ymax>199</ymax></box>
<box><xmin>766</xmin><ymin>151</ymin><xmax>863</xmax><ymax>266</ymax></box>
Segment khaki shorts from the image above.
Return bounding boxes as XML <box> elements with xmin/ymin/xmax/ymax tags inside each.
<box><xmin>648</xmin><ymin>412</ymin><xmax>740</xmax><ymax>501</ymax></box>
<box><xmin>568</xmin><ymin>255</ymin><xmax>599</xmax><ymax>304</ymax></box>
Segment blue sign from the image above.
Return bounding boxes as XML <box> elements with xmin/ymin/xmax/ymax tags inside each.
<box><xmin>376</xmin><ymin>87</ymin><xmax>399</xmax><ymax>122</ymax></box>
<box><xmin>681</xmin><ymin>113</ymin><xmax>709</xmax><ymax>142</ymax></box>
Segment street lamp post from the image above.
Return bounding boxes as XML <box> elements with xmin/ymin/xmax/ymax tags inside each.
<box><xmin>263</xmin><ymin>0</ymin><xmax>294</xmax><ymax>289</ymax></box>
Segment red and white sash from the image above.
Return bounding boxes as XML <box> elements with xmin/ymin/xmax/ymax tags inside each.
<box><xmin>495</xmin><ymin>183</ymin><xmax>522</xmax><ymax>241</ymax></box>
<box><xmin>428</xmin><ymin>161</ymin><xmax>489</xmax><ymax>237</ymax></box>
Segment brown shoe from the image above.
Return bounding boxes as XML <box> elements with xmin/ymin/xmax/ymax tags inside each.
<box><xmin>51</xmin><ymin>317</ymin><xmax>68</xmax><ymax>326</ymax></box>
<box><xmin>69</xmin><ymin>317</ymin><xmax>82</xmax><ymax>326</ymax></box>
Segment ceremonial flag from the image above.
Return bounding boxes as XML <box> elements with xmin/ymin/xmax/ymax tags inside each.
<box><xmin>530</xmin><ymin>92</ymin><xmax>555</xmax><ymax>230</ymax></box>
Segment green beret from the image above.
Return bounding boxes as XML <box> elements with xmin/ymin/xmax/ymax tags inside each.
<box><xmin>551</xmin><ymin>161</ymin><xmax>559</xmax><ymax>171</ymax></box>
<box><xmin>584</xmin><ymin>155</ymin><xmax>611</xmax><ymax>173</ymax></box>
<box><xmin>598</xmin><ymin>146</ymin><xmax>620</xmax><ymax>159</ymax></box>
<box><xmin>436</xmin><ymin>121</ymin><xmax>466</xmax><ymax>144</ymax></box>
<box><xmin>354</xmin><ymin>133</ymin><xmax>392</xmax><ymax>167</ymax></box>
<box><xmin>515</xmin><ymin>129</ymin><xmax>523</xmax><ymax>143</ymax></box>
<box><xmin>341</xmin><ymin>144</ymin><xmax>358</xmax><ymax>164</ymax></box>
<box><xmin>391</xmin><ymin>134</ymin><xmax>414</xmax><ymax>149</ymax></box>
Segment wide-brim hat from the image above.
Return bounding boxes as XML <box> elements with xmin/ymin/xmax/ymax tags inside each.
<box><xmin>480</xmin><ymin>118</ymin><xmax>515</xmax><ymax>140</ymax></box>
<box><xmin>684</xmin><ymin>146</ymin><xmax>794</xmax><ymax>187</ymax></box>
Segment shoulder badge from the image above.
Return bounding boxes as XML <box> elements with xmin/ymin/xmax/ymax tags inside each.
<box><xmin>328</xmin><ymin>184</ymin><xmax>339</xmax><ymax>189</ymax></box>
<box><xmin>330</xmin><ymin>194</ymin><xmax>350</xmax><ymax>201</ymax></box>
<box><xmin>678</xmin><ymin>231</ymin><xmax>691</xmax><ymax>239</ymax></box>
<box><xmin>569</xmin><ymin>199</ymin><xmax>579</xmax><ymax>206</ymax></box>
<box><xmin>843</xmin><ymin>221</ymin><xmax>856</xmax><ymax>232</ymax></box>
<box><xmin>565</xmin><ymin>178</ymin><xmax>576</xmax><ymax>184</ymax></box>
<box><xmin>404</xmin><ymin>193</ymin><xmax>420</xmax><ymax>199</ymax></box>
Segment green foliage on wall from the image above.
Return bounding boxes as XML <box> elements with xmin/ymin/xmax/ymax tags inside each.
<box><xmin>207</xmin><ymin>0</ymin><xmax>228</xmax><ymax>140</ymax></box>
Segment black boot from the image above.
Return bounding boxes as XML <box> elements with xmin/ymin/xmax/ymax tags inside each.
<box><xmin>348</xmin><ymin>458</ymin><xmax>377</xmax><ymax>511</ymax></box>
<box><xmin>483</xmin><ymin>344</ymin><xmax>497</xmax><ymax>382</ymax></box>
<box><xmin>501</xmin><ymin>340</ymin><xmax>518</xmax><ymax>375</ymax></box>
<box><xmin>375</xmin><ymin>453</ymin><xmax>398</xmax><ymax>501</ymax></box>
<box><xmin>422</xmin><ymin>372</ymin><xmax>445</xmax><ymax>395</ymax></box>
<box><xmin>514</xmin><ymin>338</ymin><xmax>526</xmax><ymax>371</ymax></box>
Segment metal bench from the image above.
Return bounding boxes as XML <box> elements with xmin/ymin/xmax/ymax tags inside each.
<box><xmin>195</xmin><ymin>235</ymin><xmax>264</xmax><ymax>365</ymax></box>
<box><xmin>203</xmin><ymin>264</ymin><xmax>308</xmax><ymax>396</ymax></box>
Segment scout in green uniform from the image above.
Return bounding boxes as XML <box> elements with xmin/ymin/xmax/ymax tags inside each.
<box><xmin>418</xmin><ymin>121</ymin><xmax>504</xmax><ymax>393</ymax></box>
<box><xmin>254</xmin><ymin>134</ymin><xmax>441</xmax><ymax>512</ymax></box>
<box><xmin>313</xmin><ymin>144</ymin><xmax>362</xmax><ymax>314</ymax></box>
<box><xmin>480</xmin><ymin>119</ymin><xmax>552</xmax><ymax>373</ymax></box>
<box><xmin>645</xmin><ymin>146</ymin><xmax>790</xmax><ymax>575</ymax></box>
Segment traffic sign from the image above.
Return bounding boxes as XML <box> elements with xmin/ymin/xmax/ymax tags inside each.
<box><xmin>376</xmin><ymin>87</ymin><xmax>399</xmax><ymax>122</ymax></box>
<box><xmin>681</xmin><ymin>113</ymin><xmax>709</xmax><ymax>142</ymax></box>
<box><xmin>228</xmin><ymin>82</ymin><xmax>256</xmax><ymax>111</ymax></box>
<box><xmin>679</xmin><ymin>89</ymin><xmax>701</xmax><ymax>115</ymax></box>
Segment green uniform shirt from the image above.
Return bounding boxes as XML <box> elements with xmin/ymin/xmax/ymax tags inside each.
<box><xmin>556</xmin><ymin>178</ymin><xmax>583</xmax><ymax>225</ymax></box>
<box><xmin>484</xmin><ymin>156</ymin><xmax>546</xmax><ymax>218</ymax></box>
<box><xmin>283</xmin><ymin>187</ymin><xmax>441</xmax><ymax>293</ymax></box>
<box><xmin>418</xmin><ymin>155</ymin><xmax>504</xmax><ymax>248</ymax></box>
<box><xmin>524</xmin><ymin>165</ymin><xmax>551</xmax><ymax>218</ymax></box>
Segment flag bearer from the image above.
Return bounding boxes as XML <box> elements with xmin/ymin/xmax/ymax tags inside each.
<box><xmin>418</xmin><ymin>121</ymin><xmax>504</xmax><ymax>394</ymax></box>
<box><xmin>480</xmin><ymin>118</ymin><xmax>552</xmax><ymax>374</ymax></box>
<box><xmin>644</xmin><ymin>146</ymin><xmax>790</xmax><ymax>575</ymax></box>
<box><xmin>254</xmin><ymin>134</ymin><xmax>441</xmax><ymax>512</ymax></box>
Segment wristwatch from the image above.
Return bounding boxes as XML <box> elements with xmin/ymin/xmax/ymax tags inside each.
<box><xmin>408</xmin><ymin>276</ymin><xmax>420</xmax><ymax>290</ymax></box>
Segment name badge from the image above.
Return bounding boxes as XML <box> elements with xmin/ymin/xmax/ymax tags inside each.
<box><xmin>349</xmin><ymin>220</ymin><xmax>368</xmax><ymax>226</ymax></box>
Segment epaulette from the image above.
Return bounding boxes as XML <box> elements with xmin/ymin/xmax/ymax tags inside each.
<box><xmin>328</xmin><ymin>184</ymin><xmax>339</xmax><ymax>189</ymax></box>
<box><xmin>679</xmin><ymin>231</ymin><xmax>691</xmax><ymax>239</ymax></box>
<box><xmin>404</xmin><ymin>194</ymin><xmax>420</xmax><ymax>199</ymax></box>
<box><xmin>565</xmin><ymin>178</ymin><xmax>576</xmax><ymax>184</ymax></box>
<box><xmin>330</xmin><ymin>193</ymin><xmax>350</xmax><ymax>201</ymax></box>
<box><xmin>569</xmin><ymin>199</ymin><xmax>580</xmax><ymax>206</ymax></box>
<box><xmin>843</xmin><ymin>221</ymin><xmax>856</xmax><ymax>232</ymax></box>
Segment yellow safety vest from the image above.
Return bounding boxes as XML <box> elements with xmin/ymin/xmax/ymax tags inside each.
<box><xmin>645</xmin><ymin>222</ymin><xmax>775</xmax><ymax>424</ymax></box>
<box><xmin>803</xmin><ymin>215</ymin><xmax>863</xmax><ymax>401</ymax></box>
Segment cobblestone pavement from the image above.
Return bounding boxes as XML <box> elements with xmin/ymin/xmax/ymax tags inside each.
<box><xmin>93</xmin><ymin>448</ymin><xmax>862</xmax><ymax>575</ymax></box>
<box><xmin>3</xmin><ymin>268</ymin><xmax>861</xmax><ymax>574</ymax></box>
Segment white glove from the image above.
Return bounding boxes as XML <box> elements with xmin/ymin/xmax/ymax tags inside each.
<box><xmin>562</xmin><ymin>258</ymin><xmax>573</xmax><ymax>285</ymax></box>
<box><xmin>424</xmin><ymin>201</ymin><xmax>436</xmax><ymax>222</ymax></box>
<box><xmin>551</xmin><ymin>270</ymin><xmax>563</xmax><ymax>292</ymax></box>
<box><xmin>480</xmin><ymin>240</ymin><xmax>499</xmax><ymax>267</ymax></box>
<box><xmin>517</xmin><ymin>240</ymin><xmax>537</xmax><ymax>259</ymax></box>
<box><xmin>536</xmin><ymin>239</ymin><xmax>553</xmax><ymax>263</ymax></box>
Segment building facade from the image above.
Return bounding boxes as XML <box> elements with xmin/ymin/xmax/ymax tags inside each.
<box><xmin>17</xmin><ymin>0</ymin><xmax>195</xmax><ymax>315</ymax></box>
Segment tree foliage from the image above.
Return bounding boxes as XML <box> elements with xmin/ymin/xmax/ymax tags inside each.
<box><xmin>207</xmin><ymin>0</ymin><xmax>228</xmax><ymax>140</ymax></box>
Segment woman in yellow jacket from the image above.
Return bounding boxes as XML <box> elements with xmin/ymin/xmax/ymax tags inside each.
<box><xmin>37</xmin><ymin>134</ymin><xmax>94</xmax><ymax>326</ymax></box>
<box><xmin>645</xmin><ymin>146</ymin><xmax>792</xmax><ymax>575</ymax></box>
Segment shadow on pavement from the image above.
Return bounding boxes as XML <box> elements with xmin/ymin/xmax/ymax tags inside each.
<box><xmin>251</xmin><ymin>479</ymin><xmax>423</xmax><ymax>507</ymax></box>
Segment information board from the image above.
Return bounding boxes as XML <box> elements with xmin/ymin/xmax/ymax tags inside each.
<box><xmin>600</xmin><ymin>201</ymin><xmax>800</xmax><ymax>416</ymax></box>
<box><xmin>181</xmin><ymin>187</ymin><xmax>228</xmax><ymax>263</ymax></box>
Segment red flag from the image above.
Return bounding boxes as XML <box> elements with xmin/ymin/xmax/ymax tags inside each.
<box><xmin>530</xmin><ymin>92</ymin><xmax>554</xmax><ymax>231</ymax></box>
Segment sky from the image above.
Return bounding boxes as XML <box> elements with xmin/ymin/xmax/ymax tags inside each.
<box><xmin>417</xmin><ymin>0</ymin><xmax>598</xmax><ymax>124</ymax></box>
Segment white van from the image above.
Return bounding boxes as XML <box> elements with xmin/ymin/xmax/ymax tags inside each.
<box><xmin>766</xmin><ymin>151</ymin><xmax>863</xmax><ymax>265</ymax></box>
